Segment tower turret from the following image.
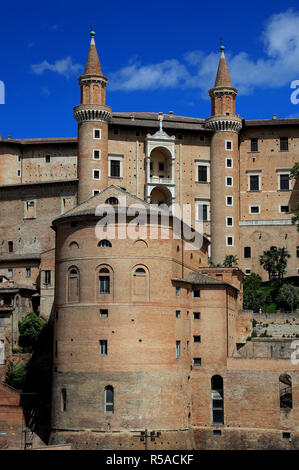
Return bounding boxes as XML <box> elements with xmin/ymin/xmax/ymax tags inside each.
<box><xmin>74</xmin><ymin>26</ymin><xmax>112</xmax><ymax>203</ymax></box>
<box><xmin>205</xmin><ymin>42</ymin><xmax>242</xmax><ymax>265</ymax></box>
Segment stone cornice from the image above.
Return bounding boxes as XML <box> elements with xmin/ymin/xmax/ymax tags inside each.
<box><xmin>73</xmin><ymin>105</ymin><xmax>112</xmax><ymax>123</ymax></box>
<box><xmin>205</xmin><ymin>116</ymin><xmax>242</xmax><ymax>133</ymax></box>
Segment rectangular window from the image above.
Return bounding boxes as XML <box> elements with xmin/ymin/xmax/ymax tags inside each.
<box><xmin>226</xmin><ymin>176</ymin><xmax>233</xmax><ymax>187</ymax></box>
<box><xmin>176</xmin><ymin>341</ymin><xmax>181</xmax><ymax>359</ymax></box>
<box><xmin>193</xmin><ymin>290</ymin><xmax>200</xmax><ymax>298</ymax></box>
<box><xmin>44</xmin><ymin>270</ymin><xmax>51</xmax><ymax>285</ymax></box>
<box><xmin>279</xmin><ymin>174</ymin><xmax>290</xmax><ymax>190</ymax></box>
<box><xmin>100</xmin><ymin>340</ymin><xmax>107</xmax><ymax>355</ymax></box>
<box><xmin>93</xmin><ymin>149</ymin><xmax>101</xmax><ymax>160</ymax></box>
<box><xmin>296</xmin><ymin>246</ymin><xmax>299</xmax><ymax>258</ymax></box>
<box><xmin>159</xmin><ymin>162</ymin><xmax>165</xmax><ymax>171</ymax></box>
<box><xmin>251</xmin><ymin>138</ymin><xmax>258</xmax><ymax>152</ymax></box>
<box><xmin>226</xmin><ymin>196</ymin><xmax>233</xmax><ymax>206</ymax></box>
<box><xmin>250</xmin><ymin>175</ymin><xmax>259</xmax><ymax>191</ymax></box>
<box><xmin>198</xmin><ymin>204</ymin><xmax>208</xmax><ymax>221</ymax></box>
<box><xmin>94</xmin><ymin>129</ymin><xmax>101</xmax><ymax>139</ymax></box>
<box><xmin>176</xmin><ymin>310</ymin><xmax>181</xmax><ymax>318</ymax></box>
<box><xmin>280</xmin><ymin>137</ymin><xmax>288</xmax><ymax>151</ymax></box>
<box><xmin>244</xmin><ymin>247</ymin><xmax>251</xmax><ymax>258</ymax></box>
<box><xmin>176</xmin><ymin>287</ymin><xmax>180</xmax><ymax>296</ymax></box>
<box><xmin>193</xmin><ymin>357</ymin><xmax>202</xmax><ymax>366</ymax></box>
<box><xmin>226</xmin><ymin>236</ymin><xmax>234</xmax><ymax>246</ymax></box>
<box><xmin>225</xmin><ymin>140</ymin><xmax>232</xmax><ymax>151</ymax></box>
<box><xmin>225</xmin><ymin>158</ymin><xmax>233</xmax><ymax>168</ymax></box>
<box><xmin>18</xmin><ymin>156</ymin><xmax>22</xmax><ymax>163</ymax></box>
<box><xmin>99</xmin><ymin>276</ymin><xmax>110</xmax><ymax>294</ymax></box>
<box><xmin>8</xmin><ymin>268</ymin><xmax>13</xmax><ymax>279</ymax></box>
<box><xmin>93</xmin><ymin>169</ymin><xmax>101</xmax><ymax>180</ymax></box>
<box><xmin>17</xmin><ymin>169</ymin><xmax>21</xmax><ymax>177</ymax></box>
<box><xmin>26</xmin><ymin>268</ymin><xmax>31</xmax><ymax>278</ymax></box>
<box><xmin>110</xmin><ymin>160</ymin><xmax>120</xmax><ymax>178</ymax></box>
<box><xmin>280</xmin><ymin>205</ymin><xmax>290</xmax><ymax>213</ymax></box>
<box><xmin>250</xmin><ymin>205</ymin><xmax>260</xmax><ymax>214</ymax></box>
<box><xmin>25</xmin><ymin>200</ymin><xmax>36</xmax><ymax>219</ymax></box>
<box><xmin>113</xmin><ymin>129</ymin><xmax>119</xmax><ymax>135</ymax></box>
<box><xmin>100</xmin><ymin>309</ymin><xmax>108</xmax><ymax>318</ymax></box>
<box><xmin>197</xmin><ymin>165</ymin><xmax>208</xmax><ymax>182</ymax></box>
<box><xmin>193</xmin><ymin>336</ymin><xmax>201</xmax><ymax>343</ymax></box>
<box><xmin>8</xmin><ymin>241</ymin><xmax>13</xmax><ymax>253</ymax></box>
<box><xmin>193</xmin><ymin>312</ymin><xmax>200</xmax><ymax>320</ymax></box>
<box><xmin>245</xmin><ymin>269</ymin><xmax>251</xmax><ymax>275</ymax></box>
<box><xmin>226</xmin><ymin>217</ymin><xmax>233</xmax><ymax>227</ymax></box>
<box><xmin>45</xmin><ymin>155</ymin><xmax>51</xmax><ymax>163</ymax></box>
<box><xmin>61</xmin><ymin>197</ymin><xmax>73</xmax><ymax>214</ymax></box>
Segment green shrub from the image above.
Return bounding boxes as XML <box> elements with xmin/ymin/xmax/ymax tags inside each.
<box><xmin>5</xmin><ymin>360</ymin><xmax>29</xmax><ymax>390</ymax></box>
<box><xmin>18</xmin><ymin>312</ymin><xmax>46</xmax><ymax>351</ymax></box>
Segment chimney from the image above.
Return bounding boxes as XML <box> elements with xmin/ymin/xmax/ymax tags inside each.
<box><xmin>169</xmin><ymin>111</ymin><xmax>174</xmax><ymax>116</ymax></box>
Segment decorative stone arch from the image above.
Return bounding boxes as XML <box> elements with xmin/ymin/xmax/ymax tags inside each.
<box><xmin>131</xmin><ymin>264</ymin><xmax>150</xmax><ymax>301</ymax></box>
<box><xmin>67</xmin><ymin>266</ymin><xmax>80</xmax><ymax>303</ymax></box>
<box><xmin>146</xmin><ymin>124</ymin><xmax>176</xmax><ymax>203</ymax></box>
<box><xmin>149</xmin><ymin>184</ymin><xmax>173</xmax><ymax>206</ymax></box>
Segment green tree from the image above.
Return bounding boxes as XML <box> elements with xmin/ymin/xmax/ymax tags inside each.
<box><xmin>18</xmin><ymin>312</ymin><xmax>46</xmax><ymax>351</ymax></box>
<box><xmin>276</xmin><ymin>247</ymin><xmax>291</xmax><ymax>280</ymax></box>
<box><xmin>276</xmin><ymin>283</ymin><xmax>299</xmax><ymax>312</ymax></box>
<box><xmin>259</xmin><ymin>247</ymin><xmax>290</xmax><ymax>280</ymax></box>
<box><xmin>259</xmin><ymin>249</ymin><xmax>278</xmax><ymax>280</ymax></box>
<box><xmin>223</xmin><ymin>255</ymin><xmax>238</xmax><ymax>267</ymax></box>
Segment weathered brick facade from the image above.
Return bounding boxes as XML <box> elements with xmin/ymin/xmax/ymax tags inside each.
<box><xmin>0</xmin><ymin>32</ymin><xmax>298</xmax><ymax>449</ymax></box>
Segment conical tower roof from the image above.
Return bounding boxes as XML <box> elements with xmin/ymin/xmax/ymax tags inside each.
<box><xmin>214</xmin><ymin>44</ymin><xmax>232</xmax><ymax>88</ymax></box>
<box><xmin>84</xmin><ymin>27</ymin><xmax>103</xmax><ymax>75</ymax></box>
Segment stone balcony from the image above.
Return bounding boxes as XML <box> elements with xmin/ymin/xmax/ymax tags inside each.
<box><xmin>148</xmin><ymin>176</ymin><xmax>174</xmax><ymax>185</ymax></box>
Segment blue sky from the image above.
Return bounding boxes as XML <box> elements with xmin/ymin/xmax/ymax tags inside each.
<box><xmin>1</xmin><ymin>0</ymin><xmax>299</xmax><ymax>138</ymax></box>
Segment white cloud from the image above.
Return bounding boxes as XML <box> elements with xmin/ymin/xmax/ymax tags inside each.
<box><xmin>31</xmin><ymin>56</ymin><xmax>83</xmax><ymax>78</ymax></box>
<box><xmin>109</xmin><ymin>8</ymin><xmax>299</xmax><ymax>95</ymax></box>
<box><xmin>109</xmin><ymin>59</ymin><xmax>189</xmax><ymax>91</ymax></box>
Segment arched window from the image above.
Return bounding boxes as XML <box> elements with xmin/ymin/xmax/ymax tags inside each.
<box><xmin>132</xmin><ymin>266</ymin><xmax>149</xmax><ymax>299</ymax></box>
<box><xmin>105</xmin><ymin>385</ymin><xmax>114</xmax><ymax>413</ymax></box>
<box><xmin>105</xmin><ymin>197</ymin><xmax>119</xmax><ymax>205</ymax></box>
<box><xmin>61</xmin><ymin>388</ymin><xmax>67</xmax><ymax>412</ymax></box>
<box><xmin>211</xmin><ymin>375</ymin><xmax>224</xmax><ymax>424</ymax></box>
<box><xmin>68</xmin><ymin>267</ymin><xmax>79</xmax><ymax>303</ymax></box>
<box><xmin>279</xmin><ymin>374</ymin><xmax>292</xmax><ymax>409</ymax></box>
<box><xmin>98</xmin><ymin>240</ymin><xmax>112</xmax><ymax>248</ymax></box>
<box><xmin>134</xmin><ymin>239</ymin><xmax>148</xmax><ymax>248</ymax></box>
<box><xmin>69</xmin><ymin>241</ymin><xmax>79</xmax><ymax>249</ymax></box>
<box><xmin>99</xmin><ymin>268</ymin><xmax>110</xmax><ymax>294</ymax></box>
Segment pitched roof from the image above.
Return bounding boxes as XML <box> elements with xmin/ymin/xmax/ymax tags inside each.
<box><xmin>172</xmin><ymin>271</ymin><xmax>239</xmax><ymax>291</ymax></box>
<box><xmin>84</xmin><ymin>37</ymin><xmax>103</xmax><ymax>75</ymax></box>
<box><xmin>52</xmin><ymin>185</ymin><xmax>153</xmax><ymax>222</ymax></box>
<box><xmin>214</xmin><ymin>50</ymin><xmax>233</xmax><ymax>88</ymax></box>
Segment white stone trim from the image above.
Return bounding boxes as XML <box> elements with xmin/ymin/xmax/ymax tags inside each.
<box><xmin>239</xmin><ymin>219</ymin><xmax>293</xmax><ymax>226</ymax></box>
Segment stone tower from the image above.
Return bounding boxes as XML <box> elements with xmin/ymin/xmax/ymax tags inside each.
<box><xmin>74</xmin><ymin>27</ymin><xmax>112</xmax><ymax>204</ymax></box>
<box><xmin>205</xmin><ymin>43</ymin><xmax>242</xmax><ymax>265</ymax></box>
